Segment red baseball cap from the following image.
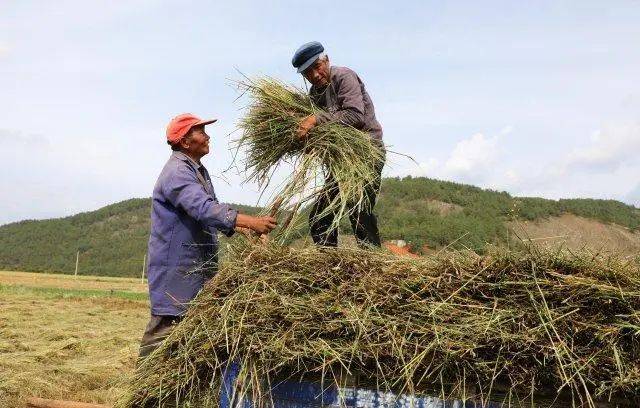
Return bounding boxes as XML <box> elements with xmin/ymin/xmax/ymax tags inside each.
<box><xmin>166</xmin><ymin>113</ymin><xmax>217</xmax><ymax>144</ymax></box>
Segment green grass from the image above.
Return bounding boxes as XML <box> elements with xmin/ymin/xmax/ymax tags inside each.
<box><xmin>0</xmin><ymin>284</ymin><xmax>149</xmax><ymax>301</ymax></box>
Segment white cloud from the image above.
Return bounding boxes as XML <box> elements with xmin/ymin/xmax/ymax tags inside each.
<box><xmin>564</xmin><ymin>123</ymin><xmax>640</xmax><ymax>172</ymax></box>
<box><xmin>500</xmin><ymin>125</ymin><xmax>514</xmax><ymax>136</ymax></box>
<box><xmin>486</xmin><ymin>169</ymin><xmax>521</xmax><ymax>191</ymax></box>
<box><xmin>626</xmin><ymin>184</ymin><xmax>640</xmax><ymax>208</ymax></box>
<box><xmin>502</xmin><ymin>123</ymin><xmax>640</xmax><ymax>206</ymax></box>
<box><xmin>389</xmin><ymin>130</ymin><xmax>506</xmax><ymax>186</ymax></box>
<box><xmin>0</xmin><ymin>43</ymin><xmax>8</xmax><ymax>57</ymax></box>
<box><xmin>388</xmin><ymin>123</ymin><xmax>640</xmax><ymax>209</ymax></box>
<box><xmin>443</xmin><ymin>133</ymin><xmax>499</xmax><ymax>177</ymax></box>
<box><xmin>0</xmin><ymin>128</ymin><xmax>50</xmax><ymax>148</ymax></box>
<box><xmin>405</xmin><ymin>158</ymin><xmax>439</xmax><ymax>176</ymax></box>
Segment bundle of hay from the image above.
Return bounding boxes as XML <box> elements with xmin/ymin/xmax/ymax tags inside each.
<box><xmin>117</xmin><ymin>243</ymin><xmax>640</xmax><ymax>407</ymax></box>
<box><xmin>234</xmin><ymin>77</ymin><xmax>385</xmax><ymax>235</ymax></box>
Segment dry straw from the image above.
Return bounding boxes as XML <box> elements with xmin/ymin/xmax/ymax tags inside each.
<box><xmin>117</xmin><ymin>242</ymin><xmax>640</xmax><ymax>407</ymax></box>
<box><xmin>232</xmin><ymin>77</ymin><xmax>385</xmax><ymax>237</ymax></box>
<box><xmin>116</xmin><ymin>77</ymin><xmax>640</xmax><ymax>407</ymax></box>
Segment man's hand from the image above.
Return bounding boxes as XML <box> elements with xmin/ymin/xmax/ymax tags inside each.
<box><xmin>234</xmin><ymin>226</ymin><xmax>253</xmax><ymax>237</ymax></box>
<box><xmin>236</xmin><ymin>213</ymin><xmax>278</xmax><ymax>235</ymax></box>
<box><xmin>250</xmin><ymin>216</ymin><xmax>277</xmax><ymax>235</ymax></box>
<box><xmin>296</xmin><ymin>115</ymin><xmax>317</xmax><ymax>139</ymax></box>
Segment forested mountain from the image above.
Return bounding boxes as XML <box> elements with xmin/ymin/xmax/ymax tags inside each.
<box><xmin>1</xmin><ymin>177</ymin><xmax>638</xmax><ymax>277</ymax></box>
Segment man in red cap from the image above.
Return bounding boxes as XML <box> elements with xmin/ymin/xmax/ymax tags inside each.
<box><xmin>139</xmin><ymin>113</ymin><xmax>277</xmax><ymax>359</ymax></box>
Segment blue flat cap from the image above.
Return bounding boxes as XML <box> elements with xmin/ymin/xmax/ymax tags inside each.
<box><xmin>292</xmin><ymin>41</ymin><xmax>324</xmax><ymax>73</ymax></box>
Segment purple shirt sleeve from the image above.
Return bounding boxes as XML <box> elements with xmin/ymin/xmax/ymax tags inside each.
<box><xmin>162</xmin><ymin>163</ymin><xmax>237</xmax><ymax>236</ymax></box>
<box><xmin>316</xmin><ymin>69</ymin><xmax>366</xmax><ymax>128</ymax></box>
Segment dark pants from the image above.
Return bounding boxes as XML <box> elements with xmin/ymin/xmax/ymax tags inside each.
<box><xmin>138</xmin><ymin>314</ymin><xmax>182</xmax><ymax>361</ymax></box>
<box><xmin>309</xmin><ymin>152</ymin><xmax>385</xmax><ymax>248</ymax></box>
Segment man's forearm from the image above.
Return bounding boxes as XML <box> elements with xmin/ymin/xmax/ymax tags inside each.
<box><xmin>235</xmin><ymin>213</ymin><xmax>256</xmax><ymax>230</ymax></box>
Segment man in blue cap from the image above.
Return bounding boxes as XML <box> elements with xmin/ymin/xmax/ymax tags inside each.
<box><xmin>292</xmin><ymin>41</ymin><xmax>385</xmax><ymax>248</ymax></box>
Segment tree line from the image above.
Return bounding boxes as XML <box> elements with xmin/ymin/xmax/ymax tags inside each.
<box><xmin>0</xmin><ymin>177</ymin><xmax>637</xmax><ymax>276</ymax></box>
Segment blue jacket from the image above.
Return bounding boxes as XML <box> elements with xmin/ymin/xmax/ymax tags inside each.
<box><xmin>147</xmin><ymin>151</ymin><xmax>237</xmax><ymax>316</ymax></box>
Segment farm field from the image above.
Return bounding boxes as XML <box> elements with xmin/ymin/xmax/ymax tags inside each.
<box><xmin>0</xmin><ymin>271</ymin><xmax>149</xmax><ymax>407</ymax></box>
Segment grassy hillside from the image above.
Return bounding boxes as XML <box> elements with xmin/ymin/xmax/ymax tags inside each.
<box><xmin>0</xmin><ymin>199</ymin><xmax>260</xmax><ymax>277</ymax></box>
<box><xmin>377</xmin><ymin>177</ymin><xmax>640</xmax><ymax>251</ymax></box>
<box><xmin>0</xmin><ymin>177</ymin><xmax>638</xmax><ymax>276</ymax></box>
<box><xmin>0</xmin><ymin>199</ymin><xmax>151</xmax><ymax>277</ymax></box>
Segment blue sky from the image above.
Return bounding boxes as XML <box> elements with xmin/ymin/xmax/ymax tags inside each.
<box><xmin>1</xmin><ymin>0</ymin><xmax>639</xmax><ymax>225</ymax></box>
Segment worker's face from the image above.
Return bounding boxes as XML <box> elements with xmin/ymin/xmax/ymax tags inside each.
<box><xmin>302</xmin><ymin>56</ymin><xmax>330</xmax><ymax>88</ymax></box>
<box><xmin>182</xmin><ymin>125</ymin><xmax>210</xmax><ymax>159</ymax></box>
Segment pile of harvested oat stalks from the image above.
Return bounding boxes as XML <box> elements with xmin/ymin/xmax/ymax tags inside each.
<box><xmin>117</xmin><ymin>242</ymin><xmax>640</xmax><ymax>407</ymax></box>
<box><xmin>233</xmin><ymin>77</ymin><xmax>385</xmax><ymax>238</ymax></box>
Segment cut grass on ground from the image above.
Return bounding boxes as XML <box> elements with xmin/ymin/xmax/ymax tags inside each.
<box><xmin>0</xmin><ymin>284</ymin><xmax>148</xmax><ymax>301</ymax></box>
<box><xmin>0</xmin><ymin>270</ymin><xmax>148</xmax><ymax>292</ymax></box>
<box><xmin>0</xmin><ymin>271</ymin><xmax>149</xmax><ymax>408</ymax></box>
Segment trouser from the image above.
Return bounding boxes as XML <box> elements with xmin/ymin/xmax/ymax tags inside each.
<box><xmin>138</xmin><ymin>314</ymin><xmax>183</xmax><ymax>361</ymax></box>
<box><xmin>309</xmin><ymin>150</ymin><xmax>385</xmax><ymax>248</ymax></box>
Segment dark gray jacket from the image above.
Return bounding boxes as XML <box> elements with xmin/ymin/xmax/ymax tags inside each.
<box><xmin>310</xmin><ymin>66</ymin><xmax>383</xmax><ymax>141</ymax></box>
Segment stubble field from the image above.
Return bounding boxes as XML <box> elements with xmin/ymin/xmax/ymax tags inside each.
<box><xmin>0</xmin><ymin>271</ymin><xmax>149</xmax><ymax>407</ymax></box>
